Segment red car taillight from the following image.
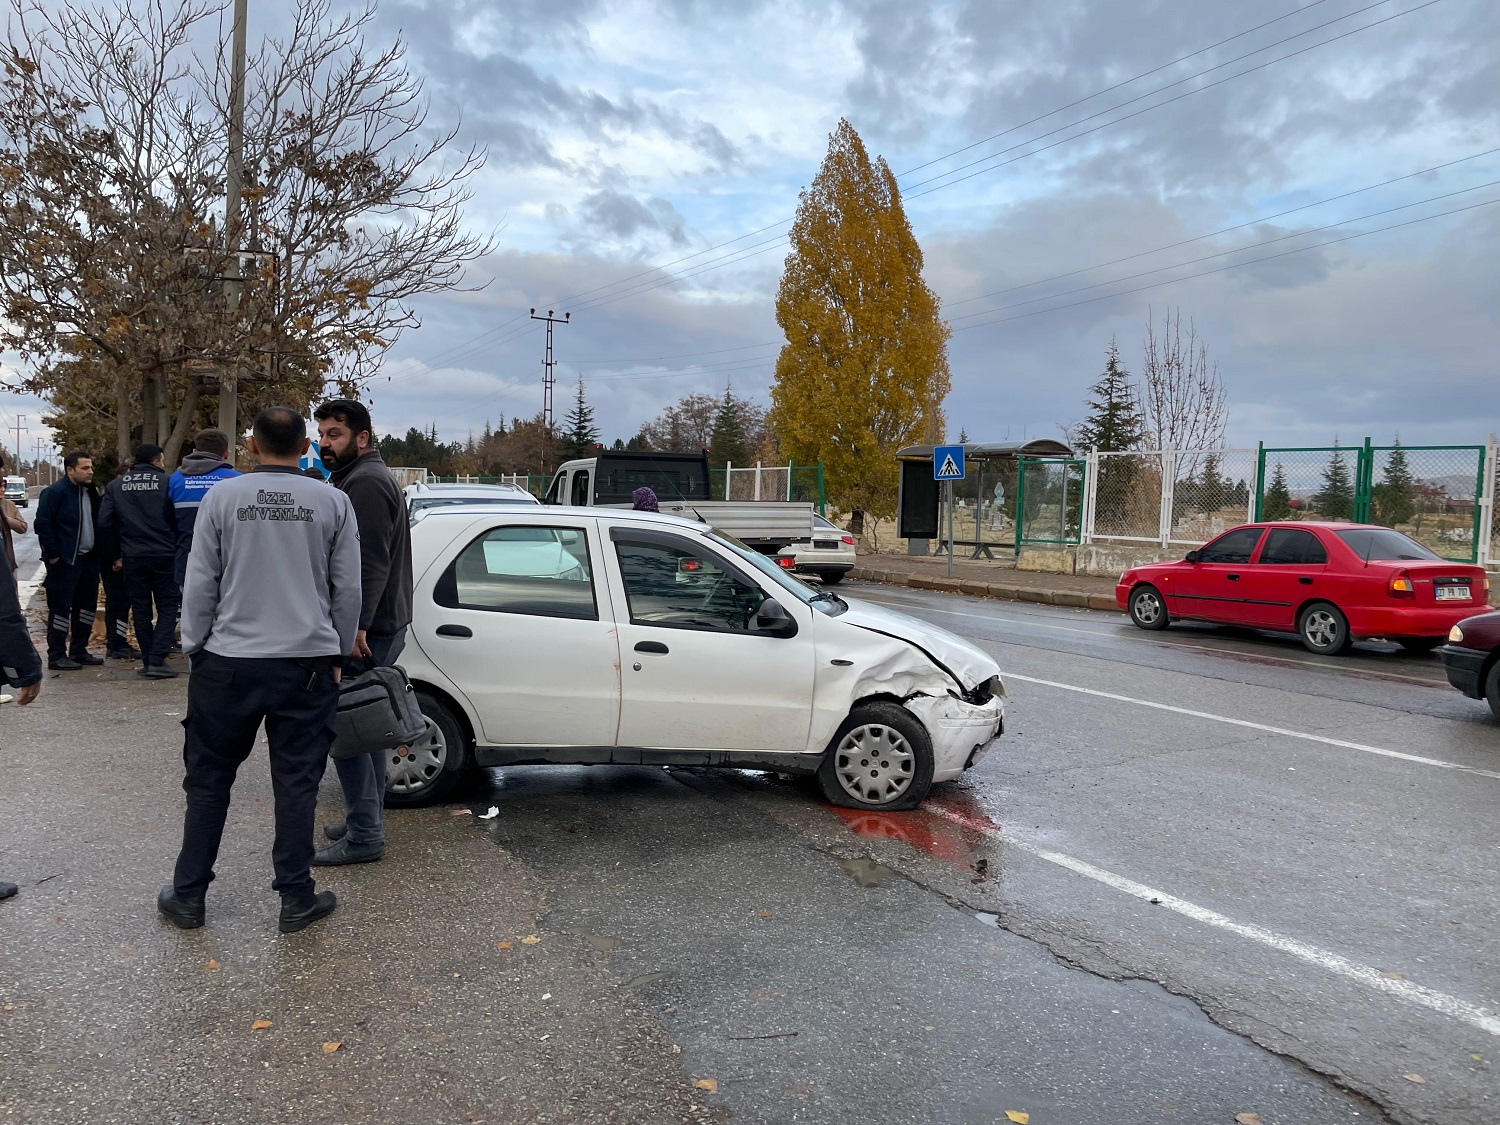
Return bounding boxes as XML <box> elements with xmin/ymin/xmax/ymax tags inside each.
<box><xmin>1388</xmin><ymin>570</ymin><xmax>1414</xmax><ymax>599</ymax></box>
<box><xmin>841</xmin><ymin>535</ymin><xmax>856</xmax><ymax>546</ymax></box>
<box><xmin>776</xmin><ymin>556</ymin><xmax>796</xmax><ymax>569</ymax></box>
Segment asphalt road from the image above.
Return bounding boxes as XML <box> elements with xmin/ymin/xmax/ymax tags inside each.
<box><xmin>3</xmin><ymin>541</ymin><xmax>1495</xmax><ymax>1124</ymax></box>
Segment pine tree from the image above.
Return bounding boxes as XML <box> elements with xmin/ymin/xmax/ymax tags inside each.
<box><xmin>957</xmin><ymin>428</ymin><xmax>969</xmax><ymax>444</ymax></box>
<box><xmin>1196</xmin><ymin>451</ymin><xmax>1227</xmax><ymax>513</ymax></box>
<box><xmin>1262</xmin><ymin>462</ymin><xmax>1292</xmax><ymax>520</ymax></box>
<box><xmin>769</xmin><ymin>118</ymin><xmax>950</xmax><ymax>518</ymax></box>
<box><xmin>1076</xmin><ymin>337</ymin><xmax>1146</xmax><ymax>453</ymax></box>
<box><xmin>1314</xmin><ymin>442</ymin><xmax>1355</xmax><ymax>520</ymax></box>
<box><xmin>708</xmin><ymin>389</ymin><xmax>752</xmax><ymax>471</ymax></box>
<box><xmin>1372</xmin><ymin>436</ymin><xmax>1415</xmax><ymax>526</ymax></box>
<box><xmin>559</xmin><ymin>377</ymin><xmax>599</xmax><ymax>462</ymax></box>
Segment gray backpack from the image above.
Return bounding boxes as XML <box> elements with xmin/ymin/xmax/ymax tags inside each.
<box><xmin>332</xmin><ymin>664</ymin><xmax>427</xmax><ymax>759</ymax></box>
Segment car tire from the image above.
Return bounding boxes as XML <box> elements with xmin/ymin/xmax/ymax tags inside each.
<box><xmin>817</xmin><ymin>701</ymin><xmax>935</xmax><ymax>811</ymax></box>
<box><xmin>1397</xmin><ymin>637</ymin><xmax>1443</xmax><ymax>655</ymax></box>
<box><xmin>818</xmin><ymin>570</ymin><xmax>846</xmax><ymax>585</ymax></box>
<box><xmin>1485</xmin><ymin>660</ymin><xmax>1500</xmax><ymax>721</ymax></box>
<box><xmin>384</xmin><ymin>691</ymin><xmax>471</xmax><ymax>808</ymax></box>
<box><xmin>1298</xmin><ymin>602</ymin><xmax>1351</xmax><ymax>655</ymax></box>
<box><xmin>1128</xmin><ymin>584</ymin><xmax>1170</xmax><ymax>631</ymax></box>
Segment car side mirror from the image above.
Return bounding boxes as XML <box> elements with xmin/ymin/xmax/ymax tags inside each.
<box><xmin>1185</xmin><ymin>550</ymin><xmax>1202</xmax><ymax>564</ymax></box>
<box><xmin>754</xmin><ymin>599</ymin><xmax>798</xmax><ymax>638</ymax></box>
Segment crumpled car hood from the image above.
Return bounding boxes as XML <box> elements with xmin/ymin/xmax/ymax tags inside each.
<box><xmin>836</xmin><ymin>597</ymin><xmax>1000</xmax><ymax>691</ymax></box>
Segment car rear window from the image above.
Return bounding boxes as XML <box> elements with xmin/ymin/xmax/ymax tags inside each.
<box><xmin>1258</xmin><ymin>528</ymin><xmax>1328</xmax><ymax>565</ymax></box>
<box><xmin>1335</xmin><ymin>528</ymin><xmax>1441</xmax><ymax>561</ymax></box>
<box><xmin>435</xmin><ymin>526</ymin><xmax>596</xmax><ymax>620</ymax></box>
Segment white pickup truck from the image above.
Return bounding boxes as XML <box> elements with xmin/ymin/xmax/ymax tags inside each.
<box><xmin>542</xmin><ymin>450</ymin><xmax>814</xmax><ymax>554</ymax></box>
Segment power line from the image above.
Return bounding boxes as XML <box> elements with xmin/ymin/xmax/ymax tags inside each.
<box><xmin>943</xmin><ymin>146</ymin><xmax>1500</xmax><ymax>311</ymax></box>
<box><xmin>951</xmin><ymin>194</ymin><xmax>1500</xmax><ymax>334</ymax></box>
<box><xmin>904</xmin><ymin>0</ymin><xmax>1442</xmax><ymax>199</ymax></box>
<box><xmin>899</xmin><ymin>0</ymin><xmax>1337</xmax><ymax>177</ymax></box>
<box><xmin>948</xmin><ymin>177</ymin><xmax>1500</xmax><ymax>324</ymax></box>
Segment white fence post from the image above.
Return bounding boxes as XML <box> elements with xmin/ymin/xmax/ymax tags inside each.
<box><xmin>1081</xmin><ymin>448</ymin><xmax>1099</xmax><ymax>544</ymax></box>
<box><xmin>786</xmin><ymin>461</ymin><xmax>793</xmax><ymax>501</ymax></box>
<box><xmin>1159</xmin><ymin>448</ymin><xmax>1177</xmax><ymax>548</ymax></box>
<box><xmin>753</xmin><ymin>461</ymin><xmax>762</xmax><ymax>501</ymax></box>
<box><xmin>1478</xmin><ymin>434</ymin><xmax>1497</xmax><ymax>567</ymax></box>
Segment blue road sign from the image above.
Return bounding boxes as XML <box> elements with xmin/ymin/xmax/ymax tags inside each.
<box><xmin>933</xmin><ymin>445</ymin><xmax>966</xmax><ymax>481</ymax></box>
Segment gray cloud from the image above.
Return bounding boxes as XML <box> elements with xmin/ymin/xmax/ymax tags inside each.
<box><xmin>578</xmin><ymin>191</ymin><xmax>689</xmax><ymax>245</ymax></box>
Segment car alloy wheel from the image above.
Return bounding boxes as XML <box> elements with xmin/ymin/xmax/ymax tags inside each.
<box><xmin>386</xmin><ymin>716</ymin><xmax>447</xmax><ymax>797</ymax></box>
<box><xmin>1298</xmin><ymin>602</ymin><xmax>1350</xmax><ymax>655</ymax></box>
<box><xmin>1129</xmin><ymin>585</ymin><xmax>1169</xmax><ymax>630</ymax></box>
<box><xmin>834</xmin><ymin>722</ymin><xmax>916</xmax><ymax>805</ymax></box>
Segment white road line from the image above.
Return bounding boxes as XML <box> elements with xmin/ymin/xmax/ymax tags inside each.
<box><xmin>926</xmin><ymin>805</ymin><xmax>1500</xmax><ymax>1038</ymax></box>
<box><xmin>1006</xmin><ymin>672</ymin><xmax>1500</xmax><ymax>779</ymax></box>
<box><xmin>860</xmin><ymin>591</ymin><xmax>1442</xmax><ymax>685</ymax></box>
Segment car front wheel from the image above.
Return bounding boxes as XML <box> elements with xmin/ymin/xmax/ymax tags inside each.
<box><xmin>1128</xmin><ymin>584</ymin><xmax>1170</xmax><ymax>631</ymax></box>
<box><xmin>817</xmin><ymin>701</ymin><xmax>935</xmax><ymax>811</ymax></box>
<box><xmin>1397</xmin><ymin>637</ymin><xmax>1442</xmax><ymax>655</ymax></box>
<box><xmin>1485</xmin><ymin>660</ymin><xmax>1500</xmax><ymax>721</ymax></box>
<box><xmin>1298</xmin><ymin>602</ymin><xmax>1351</xmax><ymax>655</ymax></box>
<box><xmin>384</xmin><ymin>691</ymin><xmax>471</xmax><ymax>807</ymax></box>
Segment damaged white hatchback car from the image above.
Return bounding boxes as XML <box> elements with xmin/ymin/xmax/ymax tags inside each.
<box><xmin>394</xmin><ymin>508</ymin><xmax>1005</xmax><ymax>810</ymax></box>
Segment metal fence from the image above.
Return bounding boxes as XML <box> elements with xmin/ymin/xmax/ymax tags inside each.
<box><xmin>1082</xmin><ymin>437</ymin><xmax>1497</xmax><ymax>565</ymax></box>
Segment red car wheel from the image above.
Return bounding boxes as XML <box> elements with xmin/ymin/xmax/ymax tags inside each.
<box><xmin>1298</xmin><ymin>602</ymin><xmax>1351</xmax><ymax>656</ymax></box>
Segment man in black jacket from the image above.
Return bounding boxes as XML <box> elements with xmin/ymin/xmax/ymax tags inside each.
<box><xmin>2</xmin><ymin>541</ymin><xmax>43</xmax><ymax>901</ymax></box>
<box><xmin>99</xmin><ymin>444</ymin><xmax>180</xmax><ymax>679</ymax></box>
<box><xmin>312</xmin><ymin>399</ymin><xmax>413</xmax><ymax>865</ymax></box>
<box><xmin>33</xmin><ymin>451</ymin><xmax>103</xmax><ymax>670</ymax></box>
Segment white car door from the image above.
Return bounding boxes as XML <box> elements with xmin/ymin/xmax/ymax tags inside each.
<box><xmin>418</xmin><ymin>517</ymin><xmax>621</xmax><ymax>746</ymax></box>
<box><xmin>604</xmin><ymin>525</ymin><xmax>816</xmax><ymax>752</ymax></box>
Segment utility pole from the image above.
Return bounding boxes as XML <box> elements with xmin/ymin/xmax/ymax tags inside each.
<box><xmin>529</xmin><ymin>308</ymin><xmax>569</xmax><ymax>473</ymax></box>
<box><xmin>10</xmin><ymin>415</ymin><xmax>24</xmax><ymax>465</ymax></box>
<box><xmin>217</xmin><ymin>0</ymin><xmax>248</xmax><ymax>447</ymax></box>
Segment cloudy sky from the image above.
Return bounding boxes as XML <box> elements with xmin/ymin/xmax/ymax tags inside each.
<box><xmin>3</xmin><ymin>0</ymin><xmax>1498</xmax><ymax>457</ymax></box>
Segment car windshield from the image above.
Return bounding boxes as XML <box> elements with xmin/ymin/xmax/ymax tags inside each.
<box><xmin>708</xmin><ymin>530</ymin><xmax>848</xmax><ymax>616</ymax></box>
<box><xmin>1335</xmin><ymin>528</ymin><xmax>1442</xmax><ymax>561</ymax></box>
<box><xmin>411</xmin><ymin>495</ymin><xmax>530</xmax><ymax>511</ymax></box>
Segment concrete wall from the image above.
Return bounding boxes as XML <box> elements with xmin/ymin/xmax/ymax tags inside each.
<box><xmin>1077</xmin><ymin>542</ymin><xmax>1192</xmax><ymax>577</ymax></box>
<box><xmin>1016</xmin><ymin>545</ymin><xmax>1076</xmax><ymax>575</ymax></box>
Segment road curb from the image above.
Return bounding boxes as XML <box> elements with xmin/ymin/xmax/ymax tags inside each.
<box><xmin>849</xmin><ymin>566</ymin><xmax>1123</xmax><ymax>615</ymax></box>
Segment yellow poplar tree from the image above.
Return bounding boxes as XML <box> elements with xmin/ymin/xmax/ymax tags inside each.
<box><xmin>770</xmin><ymin>118</ymin><xmax>951</xmax><ymax>521</ymax></box>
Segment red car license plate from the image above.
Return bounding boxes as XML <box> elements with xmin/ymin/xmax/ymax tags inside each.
<box><xmin>1435</xmin><ymin>585</ymin><xmax>1470</xmax><ymax>601</ymax></box>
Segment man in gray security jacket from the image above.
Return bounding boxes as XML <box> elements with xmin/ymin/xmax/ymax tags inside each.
<box><xmin>157</xmin><ymin>407</ymin><xmax>362</xmax><ymax>934</ymax></box>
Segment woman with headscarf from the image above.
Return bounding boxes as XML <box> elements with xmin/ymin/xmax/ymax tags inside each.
<box><xmin>631</xmin><ymin>487</ymin><xmax>660</xmax><ymax>512</ymax></box>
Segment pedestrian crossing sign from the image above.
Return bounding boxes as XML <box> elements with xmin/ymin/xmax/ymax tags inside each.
<box><xmin>933</xmin><ymin>445</ymin><xmax>966</xmax><ymax>481</ymax></box>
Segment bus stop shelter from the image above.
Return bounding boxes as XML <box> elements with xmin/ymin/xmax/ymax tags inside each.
<box><xmin>896</xmin><ymin>439</ymin><xmax>1075</xmax><ymax>557</ymax></box>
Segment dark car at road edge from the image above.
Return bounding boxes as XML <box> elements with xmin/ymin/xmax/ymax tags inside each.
<box><xmin>1438</xmin><ymin>609</ymin><xmax>1500</xmax><ymax>718</ymax></box>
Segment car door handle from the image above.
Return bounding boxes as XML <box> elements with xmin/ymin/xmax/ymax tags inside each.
<box><xmin>1298</xmin><ymin>576</ymin><xmax>1313</xmax><ymax>585</ymax></box>
<box><xmin>1226</xmin><ymin>574</ymin><xmax>1240</xmax><ymax>581</ymax></box>
<box><xmin>435</xmin><ymin>624</ymin><xmax>473</xmax><ymax>638</ymax></box>
<box><xmin>634</xmin><ymin>641</ymin><xmax>669</xmax><ymax>655</ymax></box>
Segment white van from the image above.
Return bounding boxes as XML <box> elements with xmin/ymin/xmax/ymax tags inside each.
<box><xmin>4</xmin><ymin>476</ymin><xmax>26</xmax><ymax>508</ymax></box>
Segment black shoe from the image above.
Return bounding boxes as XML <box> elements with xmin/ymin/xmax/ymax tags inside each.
<box><xmin>0</xmin><ymin>881</ymin><xmax>17</xmax><ymax>901</ymax></box>
<box><xmin>108</xmin><ymin>646</ymin><xmax>141</xmax><ymax>661</ymax></box>
<box><xmin>312</xmin><ymin>837</ymin><xmax>384</xmax><ymax>866</ymax></box>
<box><xmin>72</xmin><ymin>652</ymin><xmax>104</xmax><ymax>667</ymax></box>
<box><xmin>139</xmin><ymin>665</ymin><xmax>180</xmax><ymax>679</ymax></box>
<box><xmin>157</xmin><ymin>885</ymin><xmax>205</xmax><ymax>929</ymax></box>
<box><xmin>169</xmin><ymin>642</ymin><xmax>184</xmax><ymax>655</ymax></box>
<box><xmin>48</xmin><ymin>657</ymin><xmax>82</xmax><ymax>671</ymax></box>
<box><xmin>324</xmin><ymin>822</ymin><xmax>348</xmax><ymax>842</ymax></box>
<box><xmin>279</xmin><ymin>889</ymin><xmax>337</xmax><ymax>933</ymax></box>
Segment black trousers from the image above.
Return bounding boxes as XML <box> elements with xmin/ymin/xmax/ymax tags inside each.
<box><xmin>99</xmin><ymin>563</ymin><xmax>132</xmax><ymax>653</ymax></box>
<box><xmin>42</xmin><ymin>552</ymin><xmax>100</xmax><ymax>661</ymax></box>
<box><xmin>172</xmin><ymin>650</ymin><xmax>339</xmax><ymax>901</ymax></box>
<box><xmin>123</xmin><ymin>555</ymin><xmax>180</xmax><ymax>667</ymax></box>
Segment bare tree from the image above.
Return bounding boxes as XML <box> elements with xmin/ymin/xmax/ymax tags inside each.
<box><xmin>0</xmin><ymin>0</ymin><xmax>493</xmax><ymax>465</ymax></box>
<box><xmin>1138</xmin><ymin>306</ymin><xmax>1228</xmax><ymax>455</ymax></box>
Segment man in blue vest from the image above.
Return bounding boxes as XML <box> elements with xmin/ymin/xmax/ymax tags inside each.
<box><xmin>168</xmin><ymin>428</ymin><xmax>241</xmax><ymax>589</ymax></box>
<box><xmin>99</xmin><ymin>444</ymin><xmax>180</xmax><ymax>678</ymax></box>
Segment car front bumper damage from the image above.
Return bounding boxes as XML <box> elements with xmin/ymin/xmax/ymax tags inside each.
<box><xmin>905</xmin><ymin>692</ymin><xmax>1005</xmax><ymax>782</ymax></box>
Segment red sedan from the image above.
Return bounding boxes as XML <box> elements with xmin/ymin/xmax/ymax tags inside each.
<box><xmin>1116</xmin><ymin>522</ymin><xmax>1492</xmax><ymax>655</ymax></box>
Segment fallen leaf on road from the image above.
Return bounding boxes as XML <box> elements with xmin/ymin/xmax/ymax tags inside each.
<box><xmin>496</xmin><ymin>941</ymin><xmax>513</xmax><ymax>950</ymax></box>
<box><xmin>251</xmin><ymin>1019</ymin><xmax>272</xmax><ymax>1031</ymax></box>
<box><xmin>1004</xmin><ymin>1112</ymin><xmax>1029</xmax><ymax>1124</ymax></box>
<box><xmin>1234</xmin><ymin>1115</ymin><xmax>1262</xmax><ymax>1125</ymax></box>
<box><xmin>478</xmin><ymin>806</ymin><xmax>499</xmax><ymax>820</ymax></box>
<box><xmin>321</xmin><ymin>1040</ymin><xmax>343</xmax><ymax>1054</ymax></box>
<box><xmin>755</xmin><ymin>911</ymin><xmax>772</xmax><ymax>919</ymax></box>
<box><xmin>541</xmin><ymin>993</ymin><xmax>552</xmax><ymax>1001</ymax></box>
<box><xmin>3</xmin><ymin>1003</ymin><xmax>14</xmax><ymax>1011</ymax></box>
<box><xmin>1473</xmin><ymin>1054</ymin><xmax>1484</xmax><ymax>1062</ymax></box>
<box><xmin>202</xmin><ymin>960</ymin><xmax>220</xmax><ymax>971</ymax></box>
<box><xmin>695</xmin><ymin>1079</ymin><xmax>718</xmax><ymax>1093</ymax></box>
<box><xmin>520</xmin><ymin>935</ymin><xmax>541</xmax><ymax>945</ymax></box>
<box><xmin>1403</xmin><ymin>1073</ymin><xmax>1425</xmax><ymax>1084</ymax></box>
<box><xmin>1379</xmin><ymin>970</ymin><xmax>1404</xmax><ymax>980</ymax></box>
<box><xmin>450</xmin><ymin>808</ymin><xmax>472</xmax><ymax>817</ymax></box>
